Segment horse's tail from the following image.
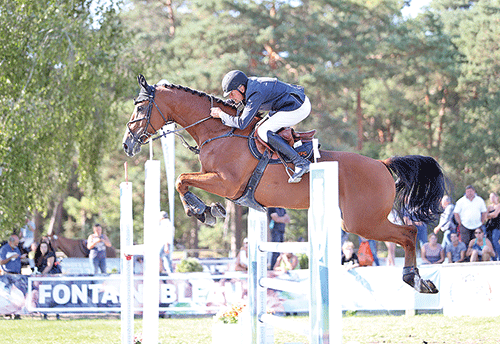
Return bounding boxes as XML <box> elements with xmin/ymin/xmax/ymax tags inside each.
<box><xmin>382</xmin><ymin>155</ymin><xmax>449</xmax><ymax>223</ymax></box>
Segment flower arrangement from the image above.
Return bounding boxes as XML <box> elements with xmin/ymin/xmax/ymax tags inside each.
<box><xmin>214</xmin><ymin>303</ymin><xmax>246</xmax><ymax>324</ymax></box>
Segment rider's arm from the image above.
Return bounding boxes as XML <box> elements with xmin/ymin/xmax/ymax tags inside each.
<box><xmin>218</xmin><ymin>91</ymin><xmax>264</xmax><ymax>130</ymax></box>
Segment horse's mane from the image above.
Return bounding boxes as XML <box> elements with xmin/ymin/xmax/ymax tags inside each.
<box><xmin>158</xmin><ymin>83</ymin><xmax>237</xmax><ymax>109</ymax></box>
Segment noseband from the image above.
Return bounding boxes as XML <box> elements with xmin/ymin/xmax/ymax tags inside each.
<box><xmin>127</xmin><ymin>85</ymin><xmax>216</xmax><ymax>149</ymax></box>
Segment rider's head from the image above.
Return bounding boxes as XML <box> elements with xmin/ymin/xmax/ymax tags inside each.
<box><xmin>222</xmin><ymin>70</ymin><xmax>248</xmax><ymax>97</ymax></box>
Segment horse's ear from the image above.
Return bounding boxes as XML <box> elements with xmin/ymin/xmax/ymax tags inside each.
<box><xmin>137</xmin><ymin>74</ymin><xmax>149</xmax><ymax>90</ymax></box>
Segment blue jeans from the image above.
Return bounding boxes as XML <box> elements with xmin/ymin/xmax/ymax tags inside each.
<box><xmin>416</xmin><ymin>223</ymin><xmax>428</xmax><ymax>249</ymax></box>
<box><xmin>90</xmin><ymin>256</ymin><xmax>107</xmax><ymax>274</ymax></box>
<box><xmin>441</xmin><ymin>229</ymin><xmax>453</xmax><ymax>250</ymax></box>
<box><xmin>368</xmin><ymin>240</ymin><xmax>380</xmax><ymax>266</ymax></box>
<box><xmin>492</xmin><ymin>228</ymin><xmax>500</xmax><ymax>261</ymax></box>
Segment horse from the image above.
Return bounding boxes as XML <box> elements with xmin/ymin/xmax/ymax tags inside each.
<box><xmin>49</xmin><ymin>235</ymin><xmax>117</xmax><ymax>258</ymax></box>
<box><xmin>123</xmin><ymin>75</ymin><xmax>448</xmax><ymax>294</ymax></box>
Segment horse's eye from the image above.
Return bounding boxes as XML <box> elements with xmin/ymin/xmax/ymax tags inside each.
<box><xmin>137</xmin><ymin>106</ymin><xmax>144</xmax><ymax>113</ymax></box>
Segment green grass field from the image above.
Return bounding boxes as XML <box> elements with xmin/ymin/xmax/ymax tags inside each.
<box><xmin>1</xmin><ymin>314</ymin><xmax>499</xmax><ymax>343</ymax></box>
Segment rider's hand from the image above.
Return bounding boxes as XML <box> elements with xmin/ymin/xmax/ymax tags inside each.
<box><xmin>210</xmin><ymin>107</ymin><xmax>222</xmax><ymax>118</ymax></box>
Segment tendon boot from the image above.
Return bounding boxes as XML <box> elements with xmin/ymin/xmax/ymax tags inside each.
<box><xmin>267</xmin><ymin>131</ymin><xmax>310</xmax><ymax>183</ymax></box>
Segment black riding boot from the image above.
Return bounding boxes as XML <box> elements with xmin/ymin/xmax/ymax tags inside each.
<box><xmin>267</xmin><ymin>132</ymin><xmax>311</xmax><ymax>183</ymax></box>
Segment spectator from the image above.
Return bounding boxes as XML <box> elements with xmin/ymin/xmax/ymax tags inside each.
<box><xmin>0</xmin><ymin>235</ymin><xmax>26</xmax><ymax>274</ymax></box>
<box><xmin>34</xmin><ymin>241</ymin><xmax>61</xmax><ymax>274</ymax></box>
<box><xmin>421</xmin><ymin>233</ymin><xmax>445</xmax><ymax>264</ymax></box>
<box><xmin>454</xmin><ymin>185</ymin><xmax>487</xmax><ymax>247</ymax></box>
<box><xmin>273</xmin><ymin>252</ymin><xmax>299</xmax><ymax>273</ymax></box>
<box><xmin>341</xmin><ymin>241</ymin><xmax>359</xmax><ymax>271</ymax></box>
<box><xmin>234</xmin><ymin>238</ymin><xmax>249</xmax><ymax>271</ymax></box>
<box><xmin>358</xmin><ymin>237</ymin><xmax>375</xmax><ymax>266</ymax></box>
<box><xmin>466</xmin><ymin>228</ymin><xmax>495</xmax><ymax>262</ymax></box>
<box><xmin>403</xmin><ymin>212</ymin><xmax>428</xmax><ymax>251</ymax></box>
<box><xmin>446</xmin><ymin>232</ymin><xmax>467</xmax><ymax>263</ymax></box>
<box><xmin>19</xmin><ymin>217</ymin><xmax>35</xmax><ymax>255</ymax></box>
<box><xmin>159</xmin><ymin>243</ymin><xmax>173</xmax><ymax>275</ymax></box>
<box><xmin>433</xmin><ymin>196</ymin><xmax>457</xmax><ymax>250</ymax></box>
<box><xmin>87</xmin><ymin>223</ymin><xmax>112</xmax><ymax>275</ymax></box>
<box><xmin>28</xmin><ymin>242</ymin><xmax>38</xmax><ymax>271</ymax></box>
<box><xmin>267</xmin><ymin>207</ymin><xmax>290</xmax><ymax>269</ymax></box>
<box><xmin>485</xmin><ymin>192</ymin><xmax>500</xmax><ymax>261</ymax></box>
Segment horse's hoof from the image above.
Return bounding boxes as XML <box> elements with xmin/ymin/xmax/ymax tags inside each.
<box><xmin>203</xmin><ymin>209</ymin><xmax>216</xmax><ymax>226</ymax></box>
<box><xmin>210</xmin><ymin>202</ymin><xmax>226</xmax><ymax>218</ymax></box>
<box><xmin>402</xmin><ymin>266</ymin><xmax>439</xmax><ymax>294</ymax></box>
<box><xmin>421</xmin><ymin>279</ymin><xmax>439</xmax><ymax>294</ymax></box>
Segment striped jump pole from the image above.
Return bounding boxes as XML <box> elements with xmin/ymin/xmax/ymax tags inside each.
<box><xmin>248</xmin><ymin>161</ymin><xmax>341</xmax><ymax>344</ymax></box>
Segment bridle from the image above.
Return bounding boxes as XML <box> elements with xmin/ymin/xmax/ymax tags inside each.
<box><xmin>126</xmin><ymin>84</ymin><xmax>248</xmax><ymax>154</ymax></box>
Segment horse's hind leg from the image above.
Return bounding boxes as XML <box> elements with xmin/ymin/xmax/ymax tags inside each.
<box><xmin>356</xmin><ymin>219</ymin><xmax>438</xmax><ymax>294</ymax></box>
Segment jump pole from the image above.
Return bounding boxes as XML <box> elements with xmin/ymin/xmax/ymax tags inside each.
<box><xmin>120</xmin><ymin>159</ymin><xmax>161</xmax><ymax>344</ymax></box>
<box><xmin>248</xmin><ymin>161</ymin><xmax>341</xmax><ymax>344</ymax></box>
<box><xmin>120</xmin><ymin>163</ymin><xmax>134</xmax><ymax>344</ymax></box>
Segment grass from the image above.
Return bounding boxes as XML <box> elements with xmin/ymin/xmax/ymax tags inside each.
<box><xmin>1</xmin><ymin>313</ymin><xmax>500</xmax><ymax>343</ymax></box>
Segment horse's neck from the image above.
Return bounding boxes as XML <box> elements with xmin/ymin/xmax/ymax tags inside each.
<box><xmin>168</xmin><ymin>91</ymin><xmax>238</xmax><ymax>145</ymax></box>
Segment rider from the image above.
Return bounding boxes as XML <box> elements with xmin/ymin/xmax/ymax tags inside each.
<box><xmin>210</xmin><ymin>70</ymin><xmax>312</xmax><ymax>183</ymax></box>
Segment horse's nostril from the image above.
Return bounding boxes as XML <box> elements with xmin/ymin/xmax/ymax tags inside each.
<box><xmin>123</xmin><ymin>143</ymin><xmax>128</xmax><ymax>150</ymax></box>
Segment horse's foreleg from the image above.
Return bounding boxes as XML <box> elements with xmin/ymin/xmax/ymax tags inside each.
<box><xmin>176</xmin><ymin>172</ymin><xmax>232</xmax><ymax>225</ymax></box>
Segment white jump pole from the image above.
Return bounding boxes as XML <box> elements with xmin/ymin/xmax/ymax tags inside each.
<box><xmin>142</xmin><ymin>159</ymin><xmax>161</xmax><ymax>344</ymax></box>
<box><xmin>120</xmin><ymin>162</ymin><xmax>134</xmax><ymax>344</ymax></box>
<box><xmin>309</xmin><ymin>161</ymin><xmax>342</xmax><ymax>344</ymax></box>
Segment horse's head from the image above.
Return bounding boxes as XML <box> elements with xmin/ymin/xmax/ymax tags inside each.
<box><xmin>123</xmin><ymin>74</ymin><xmax>169</xmax><ymax>157</ymax></box>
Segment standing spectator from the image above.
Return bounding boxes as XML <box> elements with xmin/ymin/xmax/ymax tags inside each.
<box><xmin>485</xmin><ymin>192</ymin><xmax>500</xmax><ymax>261</ymax></box>
<box><xmin>87</xmin><ymin>223</ymin><xmax>112</xmax><ymax>275</ymax></box>
<box><xmin>234</xmin><ymin>238</ymin><xmax>249</xmax><ymax>271</ymax></box>
<box><xmin>404</xmin><ymin>212</ymin><xmax>428</xmax><ymax>251</ymax></box>
<box><xmin>466</xmin><ymin>228</ymin><xmax>495</xmax><ymax>262</ymax></box>
<box><xmin>421</xmin><ymin>233</ymin><xmax>445</xmax><ymax>264</ymax></box>
<box><xmin>446</xmin><ymin>232</ymin><xmax>467</xmax><ymax>263</ymax></box>
<box><xmin>433</xmin><ymin>196</ymin><xmax>457</xmax><ymax>250</ymax></box>
<box><xmin>19</xmin><ymin>217</ymin><xmax>35</xmax><ymax>255</ymax></box>
<box><xmin>0</xmin><ymin>235</ymin><xmax>26</xmax><ymax>274</ymax></box>
<box><xmin>159</xmin><ymin>243</ymin><xmax>173</xmax><ymax>275</ymax></box>
<box><xmin>35</xmin><ymin>241</ymin><xmax>61</xmax><ymax>274</ymax></box>
<box><xmin>267</xmin><ymin>207</ymin><xmax>290</xmax><ymax>269</ymax></box>
<box><xmin>454</xmin><ymin>185</ymin><xmax>487</xmax><ymax>247</ymax></box>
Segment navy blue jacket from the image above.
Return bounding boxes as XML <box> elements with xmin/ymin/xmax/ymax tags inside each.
<box><xmin>218</xmin><ymin>77</ymin><xmax>306</xmax><ymax>130</ymax></box>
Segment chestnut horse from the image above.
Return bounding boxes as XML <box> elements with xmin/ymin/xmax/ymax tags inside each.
<box><xmin>123</xmin><ymin>75</ymin><xmax>448</xmax><ymax>294</ymax></box>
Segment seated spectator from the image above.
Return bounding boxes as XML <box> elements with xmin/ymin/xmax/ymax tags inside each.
<box><xmin>446</xmin><ymin>232</ymin><xmax>467</xmax><ymax>263</ymax></box>
<box><xmin>234</xmin><ymin>238</ymin><xmax>249</xmax><ymax>271</ymax></box>
<box><xmin>341</xmin><ymin>241</ymin><xmax>359</xmax><ymax>271</ymax></box>
<box><xmin>35</xmin><ymin>241</ymin><xmax>61</xmax><ymax>274</ymax></box>
<box><xmin>467</xmin><ymin>228</ymin><xmax>495</xmax><ymax>262</ymax></box>
<box><xmin>28</xmin><ymin>242</ymin><xmax>38</xmax><ymax>271</ymax></box>
<box><xmin>421</xmin><ymin>233</ymin><xmax>445</xmax><ymax>264</ymax></box>
<box><xmin>0</xmin><ymin>235</ymin><xmax>26</xmax><ymax>274</ymax></box>
<box><xmin>273</xmin><ymin>252</ymin><xmax>299</xmax><ymax>273</ymax></box>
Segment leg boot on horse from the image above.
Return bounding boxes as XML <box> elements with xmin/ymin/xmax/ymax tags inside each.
<box><xmin>267</xmin><ymin>132</ymin><xmax>310</xmax><ymax>183</ymax></box>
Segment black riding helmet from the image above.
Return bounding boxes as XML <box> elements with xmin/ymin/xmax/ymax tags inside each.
<box><xmin>222</xmin><ymin>70</ymin><xmax>248</xmax><ymax>97</ymax></box>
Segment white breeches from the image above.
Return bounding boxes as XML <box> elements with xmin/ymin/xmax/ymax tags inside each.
<box><xmin>257</xmin><ymin>96</ymin><xmax>311</xmax><ymax>142</ymax></box>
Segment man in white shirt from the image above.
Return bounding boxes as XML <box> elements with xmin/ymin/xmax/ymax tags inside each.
<box><xmin>454</xmin><ymin>185</ymin><xmax>487</xmax><ymax>247</ymax></box>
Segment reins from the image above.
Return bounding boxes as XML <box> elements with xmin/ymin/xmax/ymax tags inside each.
<box><xmin>132</xmin><ymin>90</ymin><xmax>249</xmax><ymax>155</ymax></box>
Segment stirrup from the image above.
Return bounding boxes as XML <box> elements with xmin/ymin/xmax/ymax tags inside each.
<box><xmin>288</xmin><ymin>164</ymin><xmax>310</xmax><ymax>183</ymax></box>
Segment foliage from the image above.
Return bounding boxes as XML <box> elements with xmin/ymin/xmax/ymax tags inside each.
<box><xmin>0</xmin><ymin>0</ymin><xmax>128</xmax><ymax>237</ymax></box>
<box><xmin>175</xmin><ymin>257</ymin><xmax>204</xmax><ymax>272</ymax></box>
<box><xmin>214</xmin><ymin>303</ymin><xmax>246</xmax><ymax>324</ymax></box>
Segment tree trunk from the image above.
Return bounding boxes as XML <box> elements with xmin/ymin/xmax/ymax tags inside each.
<box><xmin>356</xmin><ymin>88</ymin><xmax>363</xmax><ymax>151</ymax></box>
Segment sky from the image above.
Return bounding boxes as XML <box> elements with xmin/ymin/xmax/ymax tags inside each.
<box><xmin>402</xmin><ymin>0</ymin><xmax>432</xmax><ymax>17</ymax></box>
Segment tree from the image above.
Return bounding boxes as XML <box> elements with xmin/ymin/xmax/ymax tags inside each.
<box><xmin>0</xmin><ymin>0</ymin><xmax>128</xmax><ymax>237</ymax></box>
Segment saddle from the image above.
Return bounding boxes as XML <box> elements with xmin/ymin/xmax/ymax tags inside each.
<box><xmin>249</xmin><ymin>125</ymin><xmax>317</xmax><ymax>163</ymax></box>
<box><xmin>231</xmin><ymin>125</ymin><xmax>318</xmax><ymax>212</ymax></box>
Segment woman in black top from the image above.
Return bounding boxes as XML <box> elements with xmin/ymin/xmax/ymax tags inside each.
<box><xmin>35</xmin><ymin>241</ymin><xmax>59</xmax><ymax>274</ymax></box>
